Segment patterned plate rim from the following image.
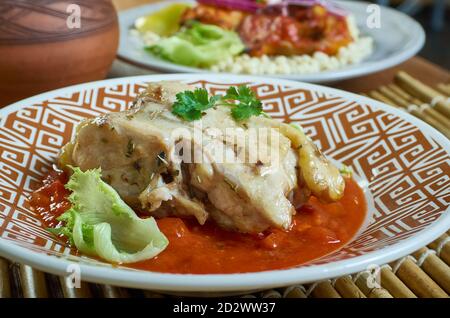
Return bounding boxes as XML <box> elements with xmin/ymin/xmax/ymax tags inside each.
<box><xmin>0</xmin><ymin>73</ymin><xmax>449</xmax><ymax>292</ymax></box>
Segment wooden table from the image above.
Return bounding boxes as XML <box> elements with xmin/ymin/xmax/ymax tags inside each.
<box><xmin>334</xmin><ymin>56</ymin><xmax>450</xmax><ymax>93</ymax></box>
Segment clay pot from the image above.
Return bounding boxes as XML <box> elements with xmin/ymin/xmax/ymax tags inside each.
<box><xmin>0</xmin><ymin>0</ymin><xmax>119</xmax><ymax>107</ymax></box>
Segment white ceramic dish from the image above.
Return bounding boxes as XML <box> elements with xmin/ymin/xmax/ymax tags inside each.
<box><xmin>0</xmin><ymin>74</ymin><xmax>448</xmax><ymax>293</ymax></box>
<box><xmin>117</xmin><ymin>0</ymin><xmax>425</xmax><ymax>83</ymax></box>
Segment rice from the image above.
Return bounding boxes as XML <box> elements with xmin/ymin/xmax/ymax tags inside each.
<box><xmin>210</xmin><ymin>37</ymin><xmax>373</xmax><ymax>75</ymax></box>
<box><xmin>133</xmin><ymin>14</ymin><xmax>374</xmax><ymax>75</ymax></box>
<box><xmin>210</xmin><ymin>15</ymin><xmax>373</xmax><ymax>75</ymax></box>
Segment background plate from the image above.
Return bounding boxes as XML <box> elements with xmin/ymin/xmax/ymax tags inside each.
<box><xmin>117</xmin><ymin>1</ymin><xmax>425</xmax><ymax>83</ymax></box>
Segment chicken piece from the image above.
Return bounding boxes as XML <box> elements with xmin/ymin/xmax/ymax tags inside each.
<box><xmin>268</xmin><ymin>121</ymin><xmax>345</xmax><ymax>202</ymax></box>
<box><xmin>238</xmin><ymin>6</ymin><xmax>354</xmax><ymax>57</ymax></box>
<box><xmin>180</xmin><ymin>4</ymin><xmax>246</xmax><ymax>30</ymax></box>
<box><xmin>60</xmin><ymin>82</ymin><xmax>210</xmax><ymax>225</ymax></box>
<box><xmin>180</xmin><ymin>4</ymin><xmax>353</xmax><ymax>57</ymax></box>
<box><xmin>60</xmin><ymin>81</ymin><xmax>344</xmax><ymax>233</ymax></box>
<box><xmin>184</xmin><ymin>111</ymin><xmax>299</xmax><ymax>232</ymax></box>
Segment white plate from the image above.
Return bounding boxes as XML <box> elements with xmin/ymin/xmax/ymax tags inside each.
<box><xmin>0</xmin><ymin>74</ymin><xmax>448</xmax><ymax>294</ymax></box>
<box><xmin>117</xmin><ymin>0</ymin><xmax>425</xmax><ymax>83</ymax></box>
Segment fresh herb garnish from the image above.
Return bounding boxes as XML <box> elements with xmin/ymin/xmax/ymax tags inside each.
<box><xmin>171</xmin><ymin>85</ymin><xmax>264</xmax><ymax>122</ymax></box>
<box><xmin>221</xmin><ymin>86</ymin><xmax>264</xmax><ymax>121</ymax></box>
<box><xmin>172</xmin><ymin>88</ymin><xmax>220</xmax><ymax>121</ymax></box>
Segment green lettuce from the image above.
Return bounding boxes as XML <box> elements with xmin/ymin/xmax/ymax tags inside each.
<box><xmin>147</xmin><ymin>22</ymin><xmax>244</xmax><ymax>67</ymax></box>
<box><xmin>51</xmin><ymin>167</ymin><xmax>168</xmax><ymax>263</ymax></box>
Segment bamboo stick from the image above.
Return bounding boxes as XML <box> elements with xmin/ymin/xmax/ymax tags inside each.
<box><xmin>365</xmin><ymin>88</ymin><xmax>447</xmax><ymax>138</ymax></box>
<box><xmin>367</xmin><ymin>90</ymin><xmax>399</xmax><ymax>107</ymax></box>
<box><xmin>436</xmin><ymin>83</ymin><xmax>450</xmax><ymax>97</ymax></box>
<box><xmin>378</xmin><ymin>85</ymin><xmax>411</xmax><ymax>107</ymax></box>
<box><xmin>393</xmin><ymin>257</ymin><xmax>448</xmax><ymax>298</ymax></box>
<box><xmin>365</xmin><ymin>90</ymin><xmax>442</xmax><ymax>136</ymax></box>
<box><xmin>143</xmin><ymin>290</ymin><xmax>166</xmax><ymax>298</ymax></box>
<box><xmin>333</xmin><ymin>275</ymin><xmax>366</xmax><ymax>298</ymax></box>
<box><xmin>377</xmin><ymin>86</ymin><xmax>450</xmax><ymax>138</ymax></box>
<box><xmin>43</xmin><ymin>274</ymin><xmax>63</xmax><ymax>298</ymax></box>
<box><xmin>412</xmin><ymin>247</ymin><xmax>450</xmax><ymax>294</ymax></box>
<box><xmin>428</xmin><ymin>234</ymin><xmax>450</xmax><ymax>266</ymax></box>
<box><xmin>368</xmin><ymin>288</ymin><xmax>394</xmax><ymax>298</ymax></box>
<box><xmin>261</xmin><ymin>289</ymin><xmax>282</xmax><ymax>298</ymax></box>
<box><xmin>410</xmin><ymin>108</ymin><xmax>450</xmax><ymax>138</ymax></box>
<box><xmin>389</xmin><ymin>83</ymin><xmax>422</xmax><ymax>102</ymax></box>
<box><xmin>354</xmin><ymin>271</ymin><xmax>393</xmax><ymax>298</ymax></box>
<box><xmin>0</xmin><ymin>257</ymin><xmax>12</xmax><ymax>298</ymax></box>
<box><xmin>308</xmin><ymin>281</ymin><xmax>341</xmax><ymax>298</ymax></box>
<box><xmin>18</xmin><ymin>264</ymin><xmax>49</xmax><ymax>298</ymax></box>
<box><xmin>394</xmin><ymin>71</ymin><xmax>450</xmax><ymax>118</ymax></box>
<box><xmin>98</xmin><ymin>284</ymin><xmax>129</xmax><ymax>298</ymax></box>
<box><xmin>9</xmin><ymin>262</ymin><xmax>22</xmax><ymax>297</ymax></box>
<box><xmin>380</xmin><ymin>267</ymin><xmax>416</xmax><ymax>298</ymax></box>
<box><xmin>283</xmin><ymin>285</ymin><xmax>307</xmax><ymax>298</ymax></box>
<box><xmin>389</xmin><ymin>84</ymin><xmax>450</xmax><ymax>128</ymax></box>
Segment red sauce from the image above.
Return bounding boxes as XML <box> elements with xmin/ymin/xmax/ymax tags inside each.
<box><xmin>30</xmin><ymin>170</ymin><xmax>366</xmax><ymax>274</ymax></box>
<box><xmin>29</xmin><ymin>169</ymin><xmax>70</xmax><ymax>228</ymax></box>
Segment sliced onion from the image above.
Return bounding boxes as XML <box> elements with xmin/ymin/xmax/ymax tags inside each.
<box><xmin>197</xmin><ymin>0</ymin><xmax>264</xmax><ymax>12</ymax></box>
<box><xmin>197</xmin><ymin>0</ymin><xmax>348</xmax><ymax>17</ymax></box>
<box><xmin>279</xmin><ymin>0</ymin><xmax>348</xmax><ymax>16</ymax></box>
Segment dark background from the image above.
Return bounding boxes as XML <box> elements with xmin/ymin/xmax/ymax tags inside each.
<box><xmin>415</xmin><ymin>6</ymin><xmax>449</xmax><ymax>69</ymax></box>
<box><xmin>368</xmin><ymin>1</ymin><xmax>449</xmax><ymax>69</ymax></box>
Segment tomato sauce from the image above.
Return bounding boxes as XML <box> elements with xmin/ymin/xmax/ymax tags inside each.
<box><xmin>29</xmin><ymin>169</ymin><xmax>71</xmax><ymax>228</ymax></box>
<box><xmin>30</xmin><ymin>170</ymin><xmax>366</xmax><ymax>274</ymax></box>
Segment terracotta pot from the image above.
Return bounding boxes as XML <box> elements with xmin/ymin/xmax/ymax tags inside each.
<box><xmin>0</xmin><ymin>0</ymin><xmax>119</xmax><ymax>107</ymax></box>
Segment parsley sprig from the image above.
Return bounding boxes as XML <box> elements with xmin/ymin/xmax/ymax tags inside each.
<box><xmin>172</xmin><ymin>88</ymin><xmax>220</xmax><ymax>121</ymax></box>
<box><xmin>221</xmin><ymin>86</ymin><xmax>264</xmax><ymax>121</ymax></box>
<box><xmin>171</xmin><ymin>85</ymin><xmax>264</xmax><ymax>122</ymax></box>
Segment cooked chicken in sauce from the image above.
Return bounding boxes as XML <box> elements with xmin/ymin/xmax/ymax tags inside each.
<box><xmin>59</xmin><ymin>81</ymin><xmax>344</xmax><ymax>233</ymax></box>
<box><xmin>181</xmin><ymin>4</ymin><xmax>353</xmax><ymax>56</ymax></box>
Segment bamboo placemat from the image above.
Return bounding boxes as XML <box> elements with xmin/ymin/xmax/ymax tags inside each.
<box><xmin>0</xmin><ymin>72</ymin><xmax>449</xmax><ymax>299</ymax></box>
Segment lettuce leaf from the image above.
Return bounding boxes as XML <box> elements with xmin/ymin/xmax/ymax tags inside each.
<box><xmin>147</xmin><ymin>22</ymin><xmax>244</xmax><ymax>67</ymax></box>
<box><xmin>51</xmin><ymin>167</ymin><xmax>168</xmax><ymax>263</ymax></box>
